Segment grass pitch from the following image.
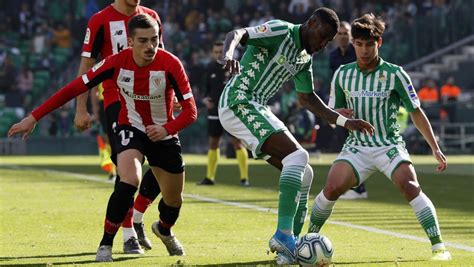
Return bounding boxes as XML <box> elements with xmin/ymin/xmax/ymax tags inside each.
<box><xmin>0</xmin><ymin>154</ymin><xmax>473</xmax><ymax>266</ymax></box>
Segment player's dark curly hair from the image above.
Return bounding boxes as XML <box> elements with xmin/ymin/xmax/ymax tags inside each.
<box><xmin>128</xmin><ymin>14</ymin><xmax>159</xmax><ymax>36</ymax></box>
<box><xmin>351</xmin><ymin>13</ymin><xmax>385</xmax><ymax>40</ymax></box>
<box><xmin>310</xmin><ymin>7</ymin><xmax>340</xmax><ymax>33</ymax></box>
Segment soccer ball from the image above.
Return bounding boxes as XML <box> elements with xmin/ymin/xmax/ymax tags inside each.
<box><xmin>296</xmin><ymin>233</ymin><xmax>333</xmax><ymax>266</ymax></box>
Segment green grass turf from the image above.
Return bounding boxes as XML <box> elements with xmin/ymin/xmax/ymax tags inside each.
<box><xmin>0</xmin><ymin>154</ymin><xmax>473</xmax><ymax>266</ymax></box>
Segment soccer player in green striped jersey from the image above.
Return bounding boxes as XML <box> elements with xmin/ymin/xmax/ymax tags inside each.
<box><xmin>308</xmin><ymin>13</ymin><xmax>451</xmax><ymax>261</ymax></box>
<box><xmin>219</xmin><ymin>7</ymin><xmax>375</xmax><ymax>264</ymax></box>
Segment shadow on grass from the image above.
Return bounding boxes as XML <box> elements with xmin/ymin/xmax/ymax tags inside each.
<box><xmin>0</xmin><ymin>253</ymin><xmax>153</xmax><ymax>265</ymax></box>
<box><xmin>336</xmin><ymin>259</ymin><xmax>425</xmax><ymax>265</ymax></box>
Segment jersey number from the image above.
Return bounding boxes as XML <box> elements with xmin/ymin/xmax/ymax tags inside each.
<box><xmin>119</xmin><ymin>129</ymin><xmax>134</xmax><ymax>146</ymax></box>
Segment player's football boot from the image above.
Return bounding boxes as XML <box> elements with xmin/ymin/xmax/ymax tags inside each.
<box><xmin>134</xmin><ymin>222</ymin><xmax>153</xmax><ymax>250</ymax></box>
<box><xmin>123</xmin><ymin>236</ymin><xmax>144</xmax><ymax>254</ymax></box>
<box><xmin>269</xmin><ymin>230</ymin><xmax>297</xmax><ymax>264</ymax></box>
<box><xmin>197</xmin><ymin>177</ymin><xmax>215</xmax><ymax>185</ymax></box>
<box><xmin>95</xmin><ymin>245</ymin><xmax>113</xmax><ymax>262</ymax></box>
<box><xmin>151</xmin><ymin>221</ymin><xmax>185</xmax><ymax>256</ymax></box>
<box><xmin>431</xmin><ymin>248</ymin><xmax>452</xmax><ymax>261</ymax></box>
<box><xmin>240</xmin><ymin>179</ymin><xmax>250</xmax><ymax>187</ymax></box>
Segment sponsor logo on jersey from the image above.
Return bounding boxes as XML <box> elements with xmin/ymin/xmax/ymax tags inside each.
<box><xmin>348</xmin><ymin>90</ymin><xmax>390</xmax><ymax>98</ymax></box>
<box><xmin>84</xmin><ymin>28</ymin><xmax>90</xmax><ymax>44</ymax></box>
<box><xmin>407</xmin><ymin>85</ymin><xmax>418</xmax><ymax>100</ymax></box>
<box><xmin>92</xmin><ymin>59</ymin><xmax>105</xmax><ymax>72</ymax></box>
<box><xmin>121</xmin><ymin>76</ymin><xmax>132</xmax><ymax>82</ymax></box>
<box><xmin>121</xmin><ymin>87</ymin><xmax>162</xmax><ymax>100</ymax></box>
<box><xmin>256</xmin><ymin>24</ymin><xmax>268</xmax><ymax>33</ymax></box>
<box><xmin>114</xmin><ymin>30</ymin><xmax>123</xmax><ymax>36</ymax></box>
<box><xmin>276</xmin><ymin>55</ymin><xmax>298</xmax><ymax>75</ymax></box>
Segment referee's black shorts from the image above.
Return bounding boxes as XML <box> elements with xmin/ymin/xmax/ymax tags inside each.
<box><xmin>208</xmin><ymin>115</ymin><xmax>224</xmax><ymax>137</ymax></box>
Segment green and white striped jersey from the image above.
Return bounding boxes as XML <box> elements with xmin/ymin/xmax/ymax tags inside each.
<box><xmin>329</xmin><ymin>58</ymin><xmax>420</xmax><ymax>147</ymax></box>
<box><xmin>219</xmin><ymin>20</ymin><xmax>314</xmax><ymax>108</ymax></box>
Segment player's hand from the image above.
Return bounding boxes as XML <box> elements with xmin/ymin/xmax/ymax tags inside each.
<box><xmin>345</xmin><ymin>119</ymin><xmax>375</xmax><ymax>136</ymax></box>
<box><xmin>433</xmin><ymin>149</ymin><xmax>447</xmax><ymax>172</ymax></box>
<box><xmin>202</xmin><ymin>97</ymin><xmax>215</xmax><ymax>109</ymax></box>
<box><xmin>173</xmin><ymin>100</ymin><xmax>182</xmax><ymax>111</ymax></box>
<box><xmin>7</xmin><ymin>115</ymin><xmax>37</xmax><ymax>140</ymax></box>
<box><xmin>222</xmin><ymin>57</ymin><xmax>241</xmax><ymax>75</ymax></box>
<box><xmin>335</xmin><ymin>108</ymin><xmax>353</xmax><ymax>118</ymax></box>
<box><xmin>145</xmin><ymin>125</ymin><xmax>168</xmax><ymax>142</ymax></box>
<box><xmin>74</xmin><ymin>110</ymin><xmax>93</xmax><ymax>132</ymax></box>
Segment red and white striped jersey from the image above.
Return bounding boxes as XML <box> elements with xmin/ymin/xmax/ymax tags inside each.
<box><xmin>32</xmin><ymin>48</ymin><xmax>197</xmax><ymax>137</ymax></box>
<box><xmin>81</xmin><ymin>4</ymin><xmax>163</xmax><ymax>108</ymax></box>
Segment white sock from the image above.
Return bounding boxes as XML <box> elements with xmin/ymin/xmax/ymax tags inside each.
<box><xmin>122</xmin><ymin>227</ymin><xmax>137</xmax><ymax>242</ymax></box>
<box><xmin>133</xmin><ymin>209</ymin><xmax>144</xmax><ymax>224</ymax></box>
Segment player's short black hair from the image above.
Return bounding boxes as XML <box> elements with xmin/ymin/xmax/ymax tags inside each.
<box><xmin>351</xmin><ymin>13</ymin><xmax>385</xmax><ymax>41</ymax></box>
<box><xmin>128</xmin><ymin>14</ymin><xmax>159</xmax><ymax>37</ymax></box>
<box><xmin>213</xmin><ymin>41</ymin><xmax>224</xmax><ymax>47</ymax></box>
<box><xmin>310</xmin><ymin>7</ymin><xmax>340</xmax><ymax>33</ymax></box>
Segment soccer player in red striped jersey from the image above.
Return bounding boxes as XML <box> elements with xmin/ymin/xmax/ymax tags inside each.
<box><xmin>74</xmin><ymin>0</ymin><xmax>164</xmax><ymax>253</ymax></box>
<box><xmin>9</xmin><ymin>14</ymin><xmax>197</xmax><ymax>262</ymax></box>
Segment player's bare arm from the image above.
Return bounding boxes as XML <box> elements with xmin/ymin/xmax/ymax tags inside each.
<box><xmin>297</xmin><ymin>92</ymin><xmax>375</xmax><ymax>135</ymax></box>
<box><xmin>222</xmin><ymin>29</ymin><xmax>248</xmax><ymax>75</ymax></box>
<box><xmin>7</xmin><ymin>115</ymin><xmax>37</xmax><ymax>140</ymax></box>
<box><xmin>74</xmin><ymin>57</ymin><xmax>97</xmax><ymax>131</ymax></box>
<box><xmin>410</xmin><ymin>107</ymin><xmax>447</xmax><ymax>172</ymax></box>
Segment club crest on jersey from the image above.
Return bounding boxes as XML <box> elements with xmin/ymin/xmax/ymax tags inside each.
<box><xmin>378</xmin><ymin>73</ymin><xmax>386</xmax><ymax>84</ymax></box>
<box><xmin>153</xmin><ymin>77</ymin><xmax>163</xmax><ymax>88</ymax></box>
<box><xmin>92</xmin><ymin>59</ymin><xmax>105</xmax><ymax>72</ymax></box>
<box><xmin>256</xmin><ymin>24</ymin><xmax>268</xmax><ymax>33</ymax></box>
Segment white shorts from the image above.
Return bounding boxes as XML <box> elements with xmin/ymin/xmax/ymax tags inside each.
<box><xmin>218</xmin><ymin>101</ymin><xmax>288</xmax><ymax>159</ymax></box>
<box><xmin>335</xmin><ymin>144</ymin><xmax>412</xmax><ymax>185</ymax></box>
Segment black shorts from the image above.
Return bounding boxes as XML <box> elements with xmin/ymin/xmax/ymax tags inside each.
<box><xmin>104</xmin><ymin>101</ymin><xmax>121</xmax><ymax>165</ymax></box>
<box><xmin>114</xmin><ymin>125</ymin><xmax>185</xmax><ymax>174</ymax></box>
<box><xmin>208</xmin><ymin>118</ymin><xmax>225</xmax><ymax>137</ymax></box>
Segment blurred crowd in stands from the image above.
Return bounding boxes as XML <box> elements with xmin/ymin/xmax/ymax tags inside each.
<box><xmin>0</xmin><ymin>0</ymin><xmax>472</xmax><ymax>152</ymax></box>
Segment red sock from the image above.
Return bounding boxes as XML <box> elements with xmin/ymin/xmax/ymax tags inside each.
<box><xmin>121</xmin><ymin>207</ymin><xmax>133</xmax><ymax>228</ymax></box>
<box><xmin>104</xmin><ymin>219</ymin><xmax>121</xmax><ymax>234</ymax></box>
<box><xmin>134</xmin><ymin>194</ymin><xmax>153</xmax><ymax>213</ymax></box>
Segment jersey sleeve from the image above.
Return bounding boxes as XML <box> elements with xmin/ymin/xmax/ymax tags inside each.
<box><xmin>162</xmin><ymin>55</ymin><xmax>197</xmax><ymax>135</ymax></box>
<box><xmin>81</xmin><ymin>14</ymin><xmax>104</xmax><ymax>59</ymax></box>
<box><xmin>244</xmin><ymin>20</ymin><xmax>288</xmax><ymax>48</ymax></box>
<box><xmin>394</xmin><ymin>67</ymin><xmax>420</xmax><ymax>112</ymax></box>
<box><xmin>293</xmin><ymin>60</ymin><xmax>314</xmax><ymax>93</ymax></box>
<box><xmin>328</xmin><ymin>66</ymin><xmax>347</xmax><ymax>109</ymax></box>
<box><xmin>31</xmin><ymin>56</ymin><xmax>116</xmax><ymax>121</ymax></box>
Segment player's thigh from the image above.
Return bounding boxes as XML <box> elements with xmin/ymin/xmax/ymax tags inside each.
<box><xmin>218</xmin><ymin>101</ymin><xmax>288</xmax><ymax>159</ymax></box>
<box><xmin>334</xmin><ymin>145</ymin><xmax>376</xmax><ymax>186</ymax></box>
<box><xmin>229</xmin><ymin>135</ymin><xmax>244</xmax><ymax>149</ymax></box>
<box><xmin>115</xmin><ymin>125</ymin><xmax>146</xmax><ymax>186</ymax></box>
<box><xmin>117</xmin><ymin>149</ymin><xmax>144</xmax><ymax>187</ymax></box>
<box><xmin>391</xmin><ymin>162</ymin><xmax>420</xmax><ymax>199</ymax></box>
<box><xmin>151</xmin><ymin>166</ymin><xmax>184</xmax><ymax>208</ymax></box>
<box><xmin>323</xmin><ymin>161</ymin><xmax>358</xmax><ymax>199</ymax></box>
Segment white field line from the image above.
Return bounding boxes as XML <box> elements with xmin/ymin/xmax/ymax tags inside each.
<box><xmin>2</xmin><ymin>164</ymin><xmax>473</xmax><ymax>253</ymax></box>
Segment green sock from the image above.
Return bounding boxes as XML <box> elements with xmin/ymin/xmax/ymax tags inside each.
<box><xmin>308</xmin><ymin>191</ymin><xmax>336</xmax><ymax>233</ymax></box>
<box><xmin>277</xmin><ymin>165</ymin><xmax>304</xmax><ymax>231</ymax></box>
<box><xmin>410</xmin><ymin>192</ymin><xmax>443</xmax><ymax>245</ymax></box>
<box><xmin>293</xmin><ymin>165</ymin><xmax>313</xmax><ymax>237</ymax></box>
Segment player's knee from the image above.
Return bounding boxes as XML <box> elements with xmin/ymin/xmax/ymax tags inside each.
<box><xmin>282</xmin><ymin>149</ymin><xmax>309</xmax><ymax>167</ymax></box>
<box><xmin>302</xmin><ymin>165</ymin><xmax>314</xmax><ymax>187</ymax></box>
